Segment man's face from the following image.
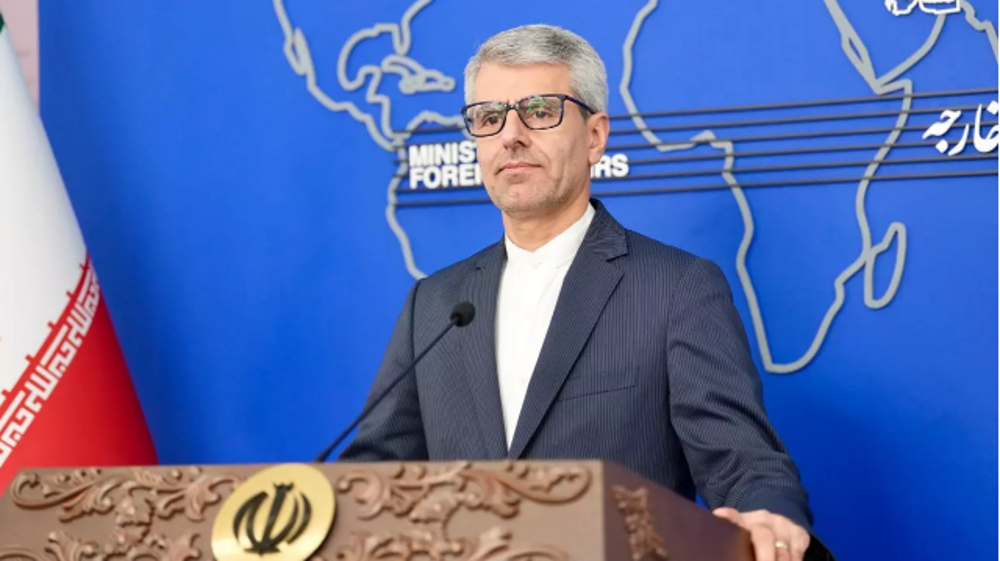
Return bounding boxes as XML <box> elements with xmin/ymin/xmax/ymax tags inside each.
<box><xmin>471</xmin><ymin>63</ymin><xmax>608</xmax><ymax>219</ymax></box>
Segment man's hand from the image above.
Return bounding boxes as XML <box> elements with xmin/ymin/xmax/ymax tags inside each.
<box><xmin>713</xmin><ymin>507</ymin><xmax>810</xmax><ymax>561</ymax></box>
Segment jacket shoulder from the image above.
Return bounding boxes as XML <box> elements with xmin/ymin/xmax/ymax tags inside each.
<box><xmin>622</xmin><ymin>229</ymin><xmax>736</xmax><ymax>304</ymax></box>
<box><xmin>623</xmin><ymin>229</ymin><xmax>704</xmax><ymax>272</ymax></box>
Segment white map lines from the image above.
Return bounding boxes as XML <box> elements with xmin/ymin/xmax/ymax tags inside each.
<box><xmin>623</xmin><ymin>0</ymin><xmax>996</xmax><ymax>373</ymax></box>
<box><xmin>275</xmin><ymin>0</ymin><xmax>997</xmax><ymax>374</ymax></box>
<box><xmin>818</xmin><ymin>0</ymin><xmax>996</xmax><ymax>371</ymax></box>
<box><xmin>273</xmin><ymin>0</ymin><xmax>465</xmax><ymax>278</ymax></box>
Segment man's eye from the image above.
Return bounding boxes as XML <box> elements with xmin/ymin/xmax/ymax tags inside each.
<box><xmin>479</xmin><ymin>113</ymin><xmax>501</xmax><ymax>126</ymax></box>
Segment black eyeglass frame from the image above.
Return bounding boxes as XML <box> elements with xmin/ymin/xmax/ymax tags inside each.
<box><xmin>459</xmin><ymin>93</ymin><xmax>597</xmax><ymax>137</ymax></box>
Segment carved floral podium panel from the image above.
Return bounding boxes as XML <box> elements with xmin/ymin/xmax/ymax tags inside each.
<box><xmin>0</xmin><ymin>461</ymin><xmax>752</xmax><ymax>561</ymax></box>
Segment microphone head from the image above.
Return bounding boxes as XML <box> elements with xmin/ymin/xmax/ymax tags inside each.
<box><xmin>450</xmin><ymin>302</ymin><xmax>476</xmax><ymax>327</ymax></box>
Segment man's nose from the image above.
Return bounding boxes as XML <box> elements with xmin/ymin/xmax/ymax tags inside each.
<box><xmin>498</xmin><ymin>110</ymin><xmax>531</xmax><ymax>149</ymax></box>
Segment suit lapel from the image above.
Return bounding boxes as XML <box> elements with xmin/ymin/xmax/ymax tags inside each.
<box><xmin>507</xmin><ymin>201</ymin><xmax>628</xmax><ymax>459</ymax></box>
<box><xmin>459</xmin><ymin>243</ymin><xmax>509</xmax><ymax>460</ymax></box>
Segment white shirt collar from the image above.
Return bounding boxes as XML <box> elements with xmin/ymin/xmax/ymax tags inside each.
<box><xmin>504</xmin><ymin>203</ymin><xmax>595</xmax><ymax>270</ymax></box>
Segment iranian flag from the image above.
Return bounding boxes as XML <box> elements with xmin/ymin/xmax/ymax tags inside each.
<box><xmin>0</xmin><ymin>11</ymin><xmax>157</xmax><ymax>492</ymax></box>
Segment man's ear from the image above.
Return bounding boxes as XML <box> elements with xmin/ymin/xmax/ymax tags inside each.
<box><xmin>587</xmin><ymin>112</ymin><xmax>611</xmax><ymax>165</ymax></box>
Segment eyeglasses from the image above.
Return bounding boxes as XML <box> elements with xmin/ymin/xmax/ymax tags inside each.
<box><xmin>460</xmin><ymin>93</ymin><xmax>596</xmax><ymax>138</ymax></box>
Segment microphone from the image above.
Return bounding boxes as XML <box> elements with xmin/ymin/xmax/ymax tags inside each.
<box><xmin>314</xmin><ymin>301</ymin><xmax>476</xmax><ymax>462</ymax></box>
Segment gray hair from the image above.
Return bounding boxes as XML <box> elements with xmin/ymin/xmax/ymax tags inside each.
<box><xmin>463</xmin><ymin>24</ymin><xmax>608</xmax><ymax>113</ymax></box>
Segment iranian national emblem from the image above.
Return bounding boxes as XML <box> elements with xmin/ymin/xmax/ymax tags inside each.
<box><xmin>233</xmin><ymin>483</ymin><xmax>312</xmax><ymax>553</ymax></box>
<box><xmin>212</xmin><ymin>464</ymin><xmax>336</xmax><ymax>561</ymax></box>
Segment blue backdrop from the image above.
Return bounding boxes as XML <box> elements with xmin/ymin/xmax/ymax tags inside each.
<box><xmin>40</xmin><ymin>1</ymin><xmax>997</xmax><ymax>559</ymax></box>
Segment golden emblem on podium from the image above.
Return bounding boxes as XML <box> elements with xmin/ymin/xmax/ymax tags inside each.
<box><xmin>212</xmin><ymin>464</ymin><xmax>336</xmax><ymax>561</ymax></box>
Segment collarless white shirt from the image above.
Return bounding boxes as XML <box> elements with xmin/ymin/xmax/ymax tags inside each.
<box><xmin>495</xmin><ymin>202</ymin><xmax>595</xmax><ymax>448</ymax></box>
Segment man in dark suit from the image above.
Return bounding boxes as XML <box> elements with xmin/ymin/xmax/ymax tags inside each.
<box><xmin>342</xmin><ymin>24</ymin><xmax>826</xmax><ymax>561</ymax></box>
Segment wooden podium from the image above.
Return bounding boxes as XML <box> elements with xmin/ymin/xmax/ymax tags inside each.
<box><xmin>0</xmin><ymin>460</ymin><xmax>755</xmax><ymax>561</ymax></box>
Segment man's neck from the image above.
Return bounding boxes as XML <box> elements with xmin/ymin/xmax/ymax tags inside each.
<box><xmin>503</xmin><ymin>195</ymin><xmax>591</xmax><ymax>252</ymax></box>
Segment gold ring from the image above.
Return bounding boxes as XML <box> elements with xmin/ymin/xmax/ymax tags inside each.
<box><xmin>775</xmin><ymin>540</ymin><xmax>790</xmax><ymax>550</ymax></box>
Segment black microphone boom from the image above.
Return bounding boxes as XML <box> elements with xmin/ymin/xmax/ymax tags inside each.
<box><xmin>314</xmin><ymin>301</ymin><xmax>476</xmax><ymax>462</ymax></box>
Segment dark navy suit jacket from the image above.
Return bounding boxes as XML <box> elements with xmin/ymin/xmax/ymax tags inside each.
<box><xmin>341</xmin><ymin>199</ymin><xmax>813</xmax><ymax>532</ymax></box>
